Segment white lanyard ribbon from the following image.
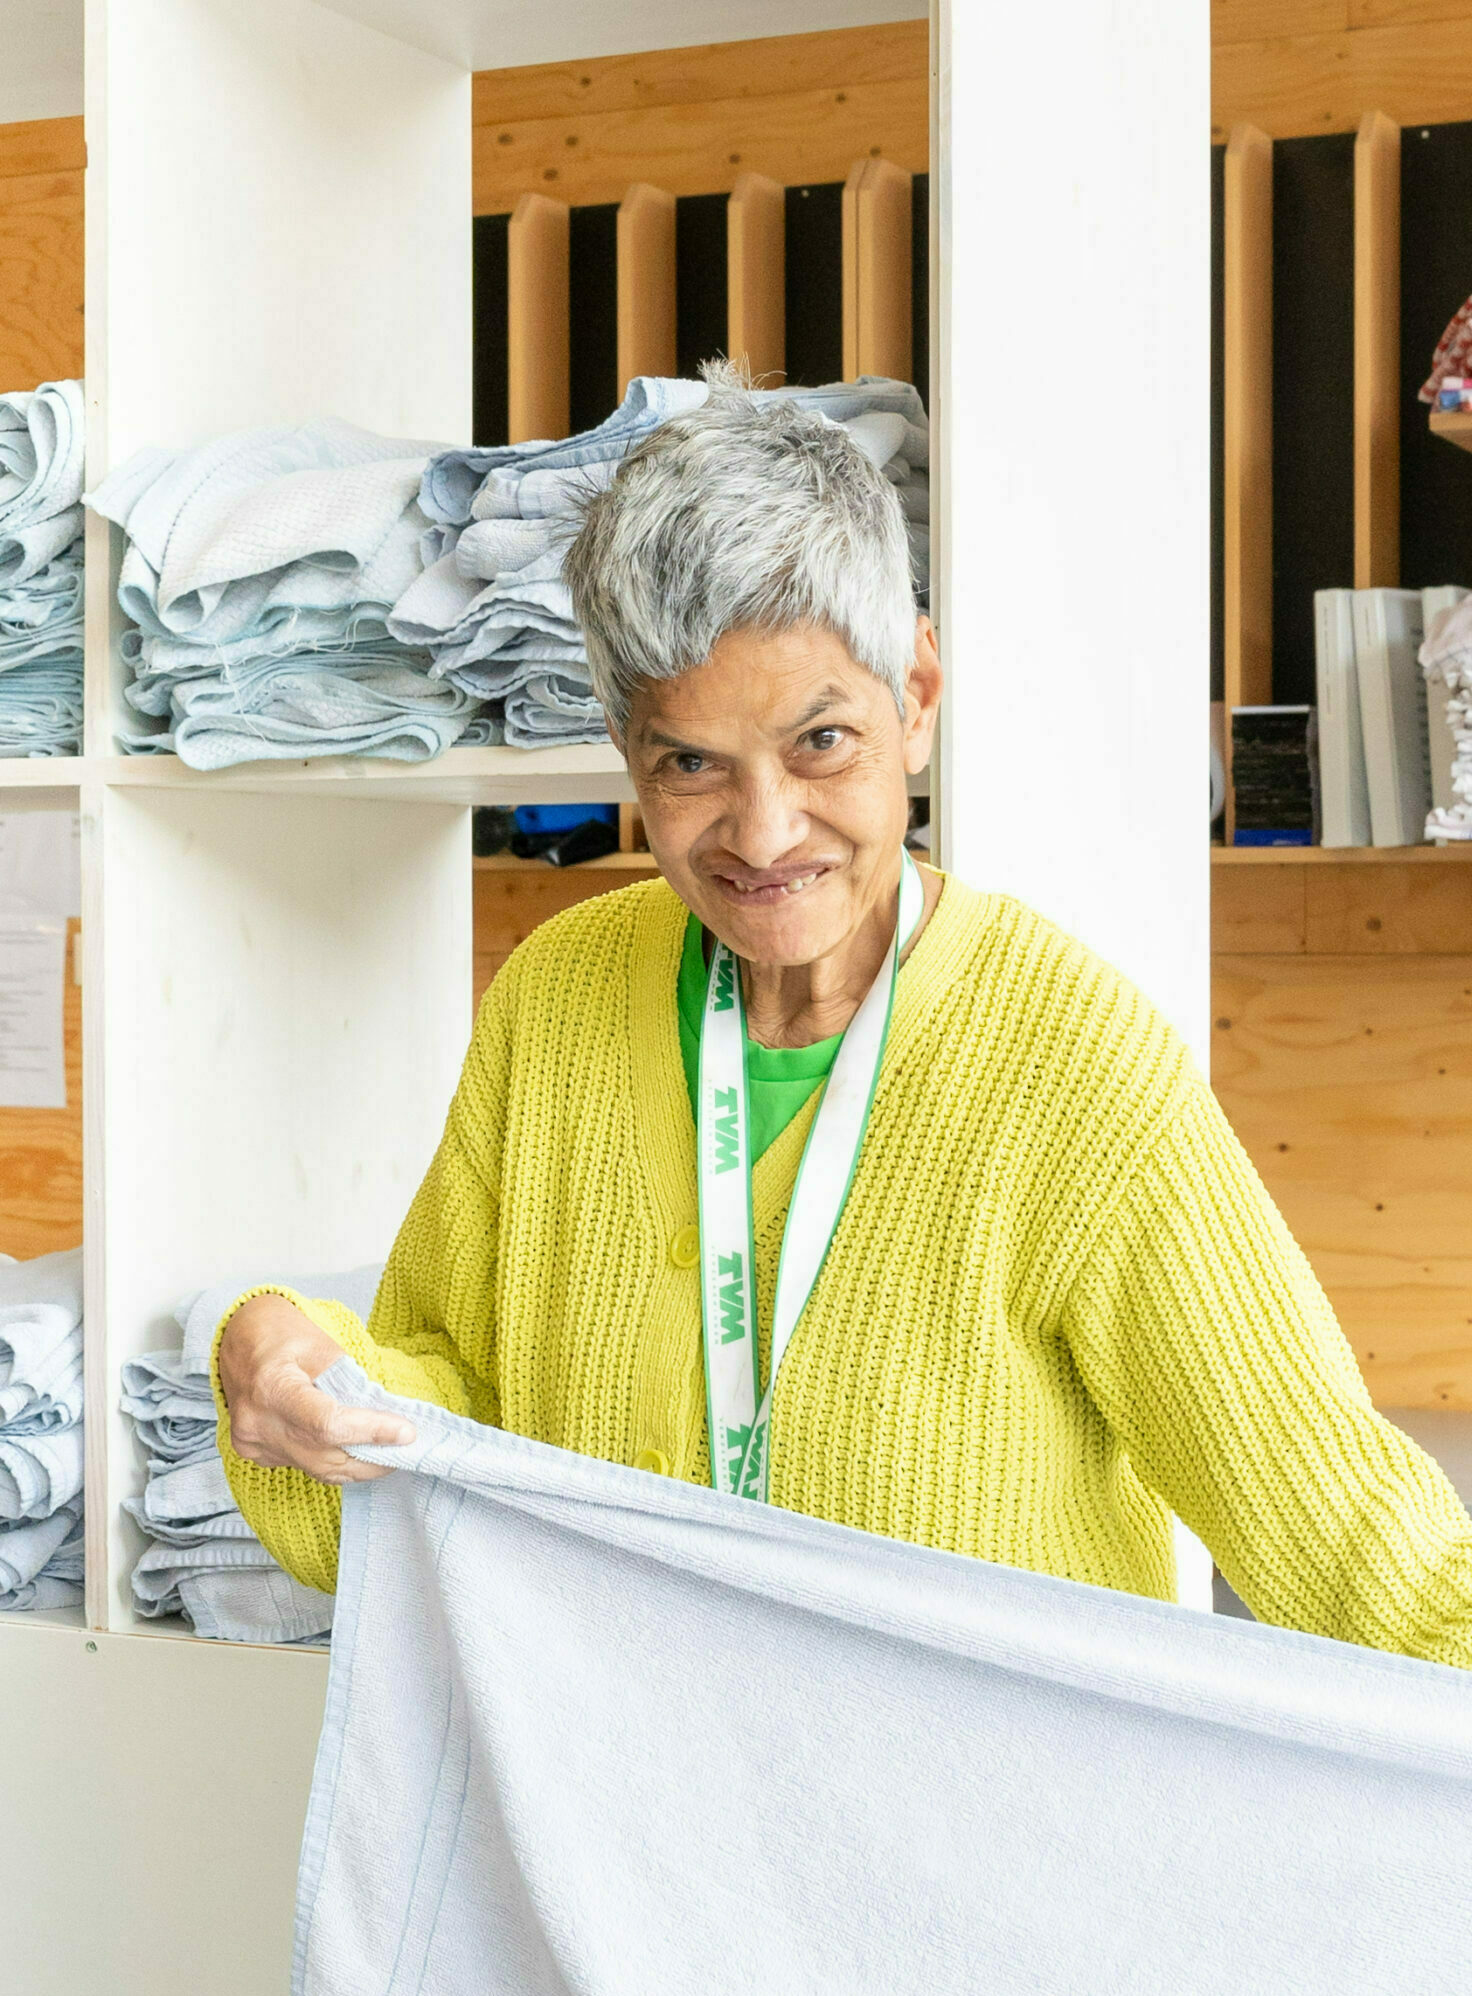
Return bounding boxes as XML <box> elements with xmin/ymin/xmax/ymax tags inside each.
<box><xmin>696</xmin><ymin>851</ymin><xmax>924</xmax><ymax>1501</ymax></box>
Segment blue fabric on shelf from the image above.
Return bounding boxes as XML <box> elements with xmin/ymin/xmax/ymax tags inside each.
<box><xmin>0</xmin><ymin>381</ymin><xmax>85</xmax><ymax>757</ymax></box>
<box><xmin>87</xmin><ymin>418</ymin><xmax>500</xmax><ymax>767</ymax></box>
<box><xmin>119</xmin><ymin>1262</ymin><xmax>382</xmax><ymax>1644</ymax></box>
<box><xmin>0</xmin><ymin>1501</ymin><xmax>83</xmax><ymax>1612</ymax></box>
<box><xmin>0</xmin><ymin>1251</ymin><xmax>84</xmax><ymax>1560</ymax></box>
<box><xmin>391</xmin><ymin>375</ymin><xmax>931</xmax><ymax>748</ymax></box>
<box><xmin>0</xmin><ymin>378</ymin><xmax>86</xmax><ymax>587</ymax></box>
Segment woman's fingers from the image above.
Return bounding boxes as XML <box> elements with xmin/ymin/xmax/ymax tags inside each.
<box><xmin>230</xmin><ymin>1364</ymin><xmax>416</xmax><ymax>1482</ymax></box>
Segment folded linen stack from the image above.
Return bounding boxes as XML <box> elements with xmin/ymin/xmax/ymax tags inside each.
<box><xmin>1421</xmin><ymin>596</ymin><xmax>1472</xmax><ymax>840</ymax></box>
<box><xmin>87</xmin><ymin>418</ymin><xmax>491</xmax><ymax>769</ymax></box>
<box><xmin>389</xmin><ymin>375</ymin><xmax>931</xmax><ymax>748</ymax></box>
<box><xmin>0</xmin><ymin>380</ymin><xmax>86</xmax><ymax>757</ymax></box>
<box><xmin>0</xmin><ymin>1248</ymin><xmax>85</xmax><ymax>1612</ymax></box>
<box><xmin>121</xmin><ymin>1262</ymin><xmax>381</xmax><ymax>1643</ymax></box>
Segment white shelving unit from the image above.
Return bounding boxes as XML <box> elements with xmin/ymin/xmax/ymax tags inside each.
<box><xmin>0</xmin><ymin>4</ymin><xmax>1207</xmax><ymax>1991</ymax></box>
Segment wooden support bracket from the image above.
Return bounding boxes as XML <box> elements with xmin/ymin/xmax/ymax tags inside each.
<box><xmin>617</xmin><ymin>182</ymin><xmax>677</xmax><ymax>395</ymax></box>
<box><xmin>1223</xmin><ymin>123</ymin><xmax>1274</xmax><ymax>844</ymax></box>
<box><xmin>842</xmin><ymin>156</ymin><xmax>912</xmax><ymax>383</ymax></box>
<box><xmin>1355</xmin><ymin>110</ymin><xmax>1401</xmax><ymax>591</ymax></box>
<box><xmin>508</xmin><ymin>191</ymin><xmax>569</xmax><ymax>442</ymax></box>
<box><xmin>727</xmin><ymin>172</ymin><xmax>786</xmax><ymax>385</ymax></box>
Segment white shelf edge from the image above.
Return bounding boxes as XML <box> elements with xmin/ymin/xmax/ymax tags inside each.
<box><xmin>2</xmin><ymin>750</ymin><xmax>932</xmax><ymax>805</ymax></box>
<box><xmin>0</xmin><ymin>1604</ymin><xmax>87</xmax><ymax>1632</ymax></box>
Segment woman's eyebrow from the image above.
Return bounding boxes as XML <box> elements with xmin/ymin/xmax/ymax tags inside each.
<box><xmin>790</xmin><ymin>686</ymin><xmax>852</xmax><ymax>728</ymax></box>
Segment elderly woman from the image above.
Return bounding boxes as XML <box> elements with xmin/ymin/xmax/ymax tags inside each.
<box><xmin>216</xmin><ymin>384</ymin><xmax>1472</xmax><ymax>1666</ymax></box>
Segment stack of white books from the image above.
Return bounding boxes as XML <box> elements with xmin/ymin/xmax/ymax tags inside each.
<box><xmin>1313</xmin><ymin>586</ymin><xmax>1456</xmax><ymax>848</ymax></box>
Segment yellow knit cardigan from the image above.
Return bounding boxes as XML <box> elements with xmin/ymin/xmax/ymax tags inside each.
<box><xmin>213</xmin><ymin>873</ymin><xmax>1472</xmax><ymax>1667</ymax></box>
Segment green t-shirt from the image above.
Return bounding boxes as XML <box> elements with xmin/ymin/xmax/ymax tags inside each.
<box><xmin>676</xmin><ymin>913</ymin><xmax>842</xmax><ymax>1162</ymax></box>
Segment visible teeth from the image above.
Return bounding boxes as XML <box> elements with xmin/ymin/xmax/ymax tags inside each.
<box><xmin>731</xmin><ymin>872</ymin><xmax>819</xmax><ymax>895</ymax></box>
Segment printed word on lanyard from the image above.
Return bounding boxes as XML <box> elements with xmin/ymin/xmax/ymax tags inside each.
<box><xmin>696</xmin><ymin>851</ymin><xmax>924</xmax><ymax>1502</ymax></box>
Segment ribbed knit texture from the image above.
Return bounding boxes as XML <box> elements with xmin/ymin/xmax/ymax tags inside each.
<box><xmin>212</xmin><ymin>874</ymin><xmax>1472</xmax><ymax>1666</ymax></box>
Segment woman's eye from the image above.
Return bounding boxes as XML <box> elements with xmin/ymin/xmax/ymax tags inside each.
<box><xmin>673</xmin><ymin>752</ymin><xmax>706</xmax><ymax>775</ymax></box>
<box><xmin>805</xmin><ymin>727</ymin><xmax>843</xmax><ymax>752</ymax></box>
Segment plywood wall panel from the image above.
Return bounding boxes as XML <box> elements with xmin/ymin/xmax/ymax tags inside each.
<box><xmin>1214</xmin><ymin>17</ymin><xmax>1472</xmax><ymax>139</ymax></box>
<box><xmin>472</xmin><ymin>22</ymin><xmax>928</xmax><ymax>125</ymax></box>
<box><xmin>473</xmin><ymin>80</ymin><xmax>929</xmax><ymax>214</ymax></box>
<box><xmin>0</xmin><ymin>168</ymin><xmax>83</xmax><ymax>390</ymax></box>
<box><xmin>1213</xmin><ymin>950</ymin><xmax>1472</xmax><ymax>1407</ymax></box>
<box><xmin>1212</xmin><ymin>864</ymin><xmax>1308</xmax><ymax>952</ymax></box>
<box><xmin>1303</xmin><ymin>860</ymin><xmax>1472</xmax><ymax>950</ymax></box>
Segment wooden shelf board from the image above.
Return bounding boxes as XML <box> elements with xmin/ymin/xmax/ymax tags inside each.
<box><xmin>474</xmin><ymin>851</ymin><xmax>658</xmax><ymax>872</ymax></box>
<box><xmin>0</xmin><ymin>757</ymin><xmax>83</xmax><ymax>793</ymax></box>
<box><xmin>1429</xmin><ymin>410</ymin><xmax>1472</xmax><ymax>455</ymax></box>
<box><xmin>1213</xmin><ymin>843</ymin><xmax>1472</xmax><ymax>864</ymax></box>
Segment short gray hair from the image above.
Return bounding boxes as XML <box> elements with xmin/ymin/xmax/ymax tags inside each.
<box><xmin>564</xmin><ymin>373</ymin><xmax>918</xmax><ymax>738</ymax></box>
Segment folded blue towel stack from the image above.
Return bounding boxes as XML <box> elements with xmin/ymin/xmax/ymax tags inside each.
<box><xmin>87</xmin><ymin>418</ymin><xmax>487</xmax><ymax>769</ymax></box>
<box><xmin>0</xmin><ymin>1248</ymin><xmax>85</xmax><ymax>1611</ymax></box>
<box><xmin>90</xmin><ymin>379</ymin><xmax>929</xmax><ymax>764</ymax></box>
<box><xmin>390</xmin><ymin>375</ymin><xmax>931</xmax><ymax>749</ymax></box>
<box><xmin>120</xmin><ymin>1262</ymin><xmax>381</xmax><ymax>1643</ymax></box>
<box><xmin>0</xmin><ymin>381</ymin><xmax>86</xmax><ymax>757</ymax></box>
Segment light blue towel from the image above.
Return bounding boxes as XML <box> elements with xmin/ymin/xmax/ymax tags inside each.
<box><xmin>0</xmin><ymin>378</ymin><xmax>86</xmax><ymax>587</ymax></box>
<box><xmin>0</xmin><ymin>1250</ymin><xmax>84</xmax><ymax>1524</ymax></box>
<box><xmin>296</xmin><ymin>1360</ymin><xmax>1472</xmax><ymax>1996</ymax></box>
<box><xmin>0</xmin><ymin>385</ymin><xmax>85</xmax><ymax>756</ymax></box>
<box><xmin>86</xmin><ymin>418</ymin><xmax>441</xmax><ymax>644</ymax></box>
<box><xmin>0</xmin><ymin>652</ymin><xmax>84</xmax><ymax>756</ymax></box>
<box><xmin>120</xmin><ymin>649</ymin><xmax>481</xmax><ymax>770</ymax></box>
<box><xmin>396</xmin><ymin>375</ymin><xmax>931</xmax><ymax>747</ymax></box>
<box><xmin>0</xmin><ymin>1502</ymin><xmax>83</xmax><ymax>1612</ymax></box>
<box><xmin>120</xmin><ymin>1262</ymin><xmax>382</xmax><ymax>1644</ymax></box>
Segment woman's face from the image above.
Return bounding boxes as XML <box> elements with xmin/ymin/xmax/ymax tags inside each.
<box><xmin>623</xmin><ymin>620</ymin><xmax>942</xmax><ymax>966</ymax></box>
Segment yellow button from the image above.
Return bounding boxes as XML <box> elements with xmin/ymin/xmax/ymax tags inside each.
<box><xmin>670</xmin><ymin>1223</ymin><xmax>700</xmax><ymax>1270</ymax></box>
<box><xmin>633</xmin><ymin>1446</ymin><xmax>672</xmax><ymax>1477</ymax></box>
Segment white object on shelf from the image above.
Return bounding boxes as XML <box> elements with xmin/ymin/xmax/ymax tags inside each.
<box><xmin>1314</xmin><ymin>588</ymin><xmax>1371</xmax><ymax>848</ymax></box>
<box><xmin>1352</xmin><ymin>587</ymin><xmax>1429</xmax><ymax>848</ymax></box>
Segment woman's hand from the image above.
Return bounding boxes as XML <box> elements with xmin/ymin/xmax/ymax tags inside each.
<box><xmin>216</xmin><ymin>1291</ymin><xmax>415</xmax><ymax>1485</ymax></box>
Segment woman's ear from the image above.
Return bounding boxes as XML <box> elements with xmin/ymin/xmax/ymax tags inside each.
<box><xmin>902</xmin><ymin>618</ymin><xmax>943</xmax><ymax>774</ymax></box>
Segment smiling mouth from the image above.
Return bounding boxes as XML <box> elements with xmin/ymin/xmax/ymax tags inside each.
<box><xmin>710</xmin><ymin>867</ymin><xmax>832</xmax><ymax>906</ymax></box>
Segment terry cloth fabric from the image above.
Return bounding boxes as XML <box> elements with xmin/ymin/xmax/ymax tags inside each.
<box><xmin>0</xmin><ymin>380</ymin><xmax>85</xmax><ymax>756</ymax></box>
<box><xmin>212</xmin><ymin>876</ymin><xmax>1472</xmax><ymax>1668</ymax></box>
<box><xmin>0</xmin><ymin>1247</ymin><xmax>85</xmax><ymax>1607</ymax></box>
<box><xmin>1421</xmin><ymin>594</ymin><xmax>1472</xmax><ymax>840</ymax></box>
<box><xmin>86</xmin><ymin>417</ymin><xmax>496</xmax><ymax>768</ymax></box>
<box><xmin>120</xmin><ymin>1262</ymin><xmax>381</xmax><ymax>1642</ymax></box>
<box><xmin>389</xmin><ymin>375</ymin><xmax>930</xmax><ymax>748</ymax></box>
<box><xmin>292</xmin><ymin>1359</ymin><xmax>1472</xmax><ymax>1996</ymax></box>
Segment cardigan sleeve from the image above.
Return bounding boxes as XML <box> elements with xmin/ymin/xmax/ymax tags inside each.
<box><xmin>211</xmin><ymin>972</ymin><xmax>511</xmax><ymax>1596</ymax></box>
<box><xmin>1060</xmin><ymin>1074</ymin><xmax>1472</xmax><ymax>1669</ymax></box>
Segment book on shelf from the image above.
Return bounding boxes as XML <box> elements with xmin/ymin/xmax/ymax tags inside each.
<box><xmin>1313</xmin><ymin>588</ymin><xmax>1371</xmax><ymax>847</ymax></box>
<box><xmin>1351</xmin><ymin>588</ymin><xmax>1429</xmax><ymax>848</ymax></box>
<box><xmin>1421</xmin><ymin>584</ymin><xmax>1467</xmax><ymax>828</ymax></box>
<box><xmin>1229</xmin><ymin>706</ymin><xmax>1318</xmax><ymax>846</ymax></box>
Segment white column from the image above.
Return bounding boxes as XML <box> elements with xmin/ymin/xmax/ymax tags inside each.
<box><xmin>932</xmin><ymin>0</ymin><xmax>1213</xmax><ymax>1605</ymax></box>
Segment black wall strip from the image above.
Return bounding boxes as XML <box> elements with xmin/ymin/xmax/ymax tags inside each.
<box><xmin>1401</xmin><ymin>121</ymin><xmax>1472</xmax><ymax>592</ymax></box>
<box><xmin>1270</xmin><ymin>133</ymin><xmax>1355</xmax><ymax>704</ymax></box>
<box><xmin>675</xmin><ymin>192</ymin><xmax>729</xmax><ymax>379</ymax></box>
<box><xmin>569</xmin><ymin>203</ymin><xmax>619</xmax><ymax>436</ymax></box>
<box><xmin>1211</xmin><ymin>145</ymin><xmax>1224</xmax><ymax>703</ymax></box>
<box><xmin>472</xmin><ymin>212</ymin><xmax>509</xmax><ymax>448</ymax></box>
<box><xmin>784</xmin><ymin>182</ymin><xmax>845</xmax><ymax>387</ymax></box>
<box><xmin>912</xmin><ymin>172</ymin><xmax>930</xmax><ymax>412</ymax></box>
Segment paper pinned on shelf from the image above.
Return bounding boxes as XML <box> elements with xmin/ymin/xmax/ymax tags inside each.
<box><xmin>0</xmin><ymin>811</ymin><xmax>80</xmax><ymax>924</ymax></box>
<box><xmin>0</xmin><ymin>924</ymin><xmax>67</xmax><ymax>1108</ymax></box>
